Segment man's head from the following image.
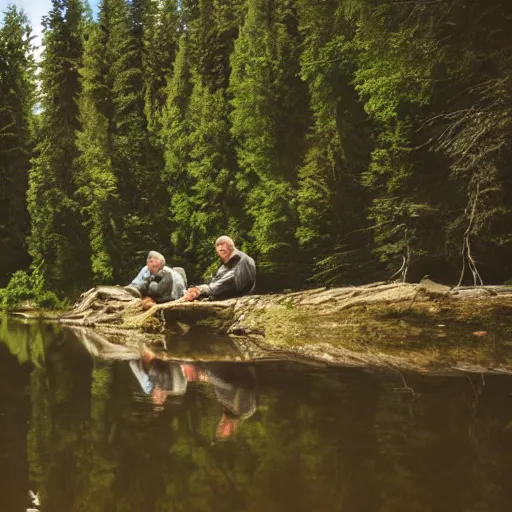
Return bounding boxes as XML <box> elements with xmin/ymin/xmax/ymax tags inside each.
<box><xmin>215</xmin><ymin>236</ymin><xmax>236</xmax><ymax>263</ymax></box>
<box><xmin>147</xmin><ymin>250</ymin><xmax>166</xmax><ymax>274</ymax></box>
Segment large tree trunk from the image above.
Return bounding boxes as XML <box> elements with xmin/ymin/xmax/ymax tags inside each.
<box><xmin>53</xmin><ymin>281</ymin><xmax>512</xmax><ymax>374</ymax></box>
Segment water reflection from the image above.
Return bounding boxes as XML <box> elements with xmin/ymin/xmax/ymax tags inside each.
<box><xmin>130</xmin><ymin>357</ymin><xmax>257</xmax><ymax>440</ymax></box>
<box><xmin>74</xmin><ymin>326</ymin><xmax>259</xmax><ymax>440</ymax></box>
<box><xmin>2</xmin><ymin>316</ymin><xmax>512</xmax><ymax>512</ymax></box>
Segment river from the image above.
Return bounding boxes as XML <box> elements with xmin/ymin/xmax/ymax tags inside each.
<box><xmin>1</xmin><ymin>315</ymin><xmax>512</xmax><ymax>512</ymax></box>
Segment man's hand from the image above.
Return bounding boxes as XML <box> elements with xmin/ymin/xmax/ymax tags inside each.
<box><xmin>183</xmin><ymin>287</ymin><xmax>201</xmax><ymax>302</ymax></box>
<box><xmin>141</xmin><ymin>296</ymin><xmax>156</xmax><ymax>310</ymax></box>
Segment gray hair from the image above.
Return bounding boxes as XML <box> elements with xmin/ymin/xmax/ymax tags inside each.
<box><xmin>147</xmin><ymin>250</ymin><xmax>166</xmax><ymax>268</ymax></box>
<box><xmin>215</xmin><ymin>235</ymin><xmax>235</xmax><ymax>249</ymax></box>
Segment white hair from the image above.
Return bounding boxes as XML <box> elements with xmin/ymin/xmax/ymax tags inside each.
<box><xmin>147</xmin><ymin>250</ymin><xmax>166</xmax><ymax>268</ymax></box>
<box><xmin>215</xmin><ymin>235</ymin><xmax>235</xmax><ymax>249</ymax></box>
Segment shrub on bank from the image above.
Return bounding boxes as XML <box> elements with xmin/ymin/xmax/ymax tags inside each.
<box><xmin>0</xmin><ymin>269</ymin><xmax>64</xmax><ymax>310</ymax></box>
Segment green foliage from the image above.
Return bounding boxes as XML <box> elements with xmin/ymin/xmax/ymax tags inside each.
<box><xmin>229</xmin><ymin>0</ymin><xmax>309</xmax><ymax>286</ymax></box>
<box><xmin>0</xmin><ymin>267</ymin><xmax>63</xmax><ymax>309</ymax></box>
<box><xmin>2</xmin><ymin>0</ymin><xmax>512</xmax><ymax>294</ymax></box>
<box><xmin>75</xmin><ymin>6</ymin><xmax>119</xmax><ymax>284</ymax></box>
<box><xmin>0</xmin><ymin>6</ymin><xmax>36</xmax><ymax>286</ymax></box>
<box><xmin>75</xmin><ymin>0</ymin><xmax>171</xmax><ymax>284</ymax></box>
<box><xmin>349</xmin><ymin>1</ymin><xmax>439</xmax><ymax>280</ymax></box>
<box><xmin>296</xmin><ymin>0</ymin><xmax>373</xmax><ymax>285</ymax></box>
<box><xmin>160</xmin><ymin>34</ymin><xmax>195</xmax><ymax>269</ymax></box>
<box><xmin>0</xmin><ymin>270</ymin><xmax>34</xmax><ymax>308</ymax></box>
<box><xmin>142</xmin><ymin>0</ymin><xmax>180</xmax><ymax>135</ymax></box>
<box><xmin>27</xmin><ymin>0</ymin><xmax>90</xmax><ymax>296</ymax></box>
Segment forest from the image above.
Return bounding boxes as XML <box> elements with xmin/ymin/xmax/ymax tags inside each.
<box><xmin>1</xmin><ymin>0</ymin><xmax>511</xmax><ymax>306</ymax></box>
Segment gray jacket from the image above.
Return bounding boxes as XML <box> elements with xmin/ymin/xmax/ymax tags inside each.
<box><xmin>132</xmin><ymin>265</ymin><xmax>187</xmax><ymax>303</ymax></box>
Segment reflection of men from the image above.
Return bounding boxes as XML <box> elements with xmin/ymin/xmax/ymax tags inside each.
<box><xmin>130</xmin><ymin>347</ymin><xmax>257</xmax><ymax>439</ymax></box>
<box><xmin>183</xmin><ymin>236</ymin><xmax>256</xmax><ymax>302</ymax></box>
<box><xmin>126</xmin><ymin>251</ymin><xmax>187</xmax><ymax>307</ymax></box>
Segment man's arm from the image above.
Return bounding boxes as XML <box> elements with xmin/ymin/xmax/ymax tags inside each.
<box><xmin>131</xmin><ymin>266</ymin><xmax>150</xmax><ymax>289</ymax></box>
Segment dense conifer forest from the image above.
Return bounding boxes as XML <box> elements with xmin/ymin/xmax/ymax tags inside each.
<box><xmin>1</xmin><ymin>0</ymin><xmax>511</xmax><ymax>306</ymax></box>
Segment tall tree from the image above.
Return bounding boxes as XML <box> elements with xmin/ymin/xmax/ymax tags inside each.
<box><xmin>425</xmin><ymin>0</ymin><xmax>512</xmax><ymax>284</ymax></box>
<box><xmin>75</xmin><ymin>2</ymin><xmax>118</xmax><ymax>283</ymax></box>
<box><xmin>160</xmin><ymin>34</ymin><xmax>195</xmax><ymax>271</ymax></box>
<box><xmin>169</xmin><ymin>0</ymin><xmax>245</xmax><ymax>280</ymax></box>
<box><xmin>77</xmin><ymin>0</ymin><xmax>170</xmax><ymax>284</ymax></box>
<box><xmin>0</xmin><ymin>6</ymin><xmax>35</xmax><ymax>286</ymax></box>
<box><xmin>229</xmin><ymin>0</ymin><xmax>310</xmax><ymax>289</ymax></box>
<box><xmin>350</xmin><ymin>0</ymin><xmax>439</xmax><ymax>282</ymax></box>
<box><xmin>295</xmin><ymin>0</ymin><xmax>372</xmax><ymax>286</ymax></box>
<box><xmin>27</xmin><ymin>0</ymin><xmax>89</xmax><ymax>296</ymax></box>
<box><xmin>108</xmin><ymin>0</ymin><xmax>162</xmax><ymax>280</ymax></box>
<box><xmin>141</xmin><ymin>0</ymin><xmax>179</xmax><ymax>136</ymax></box>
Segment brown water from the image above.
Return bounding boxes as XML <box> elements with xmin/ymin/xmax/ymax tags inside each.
<box><xmin>1</xmin><ymin>316</ymin><xmax>512</xmax><ymax>512</ymax></box>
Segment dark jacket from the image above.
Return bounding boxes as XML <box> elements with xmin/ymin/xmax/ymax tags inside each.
<box><xmin>133</xmin><ymin>266</ymin><xmax>187</xmax><ymax>303</ymax></box>
<box><xmin>207</xmin><ymin>250</ymin><xmax>256</xmax><ymax>300</ymax></box>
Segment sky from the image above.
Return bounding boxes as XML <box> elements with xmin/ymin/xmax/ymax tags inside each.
<box><xmin>0</xmin><ymin>0</ymin><xmax>101</xmax><ymax>61</ymax></box>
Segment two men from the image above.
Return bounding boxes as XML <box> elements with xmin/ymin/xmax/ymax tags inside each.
<box><xmin>130</xmin><ymin>346</ymin><xmax>258</xmax><ymax>439</ymax></box>
<box><xmin>130</xmin><ymin>236</ymin><xmax>256</xmax><ymax>305</ymax></box>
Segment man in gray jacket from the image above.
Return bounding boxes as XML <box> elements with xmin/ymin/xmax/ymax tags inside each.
<box><xmin>183</xmin><ymin>236</ymin><xmax>256</xmax><ymax>301</ymax></box>
<box><xmin>127</xmin><ymin>250</ymin><xmax>187</xmax><ymax>306</ymax></box>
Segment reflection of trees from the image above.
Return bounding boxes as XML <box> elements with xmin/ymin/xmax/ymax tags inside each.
<box><xmin>0</xmin><ymin>336</ymin><xmax>31</xmax><ymax>511</ymax></box>
<box><xmin>2</xmin><ymin>319</ymin><xmax>509</xmax><ymax>511</ymax></box>
<box><xmin>0</xmin><ymin>316</ymin><xmax>51</xmax><ymax>366</ymax></box>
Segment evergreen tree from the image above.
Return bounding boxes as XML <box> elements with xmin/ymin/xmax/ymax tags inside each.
<box><xmin>425</xmin><ymin>0</ymin><xmax>512</xmax><ymax>284</ymax></box>
<box><xmin>171</xmin><ymin>0</ymin><xmax>245</xmax><ymax>279</ymax></box>
<box><xmin>75</xmin><ymin>6</ymin><xmax>118</xmax><ymax>283</ymax></box>
<box><xmin>160</xmin><ymin>34</ymin><xmax>195</xmax><ymax>271</ymax></box>
<box><xmin>108</xmin><ymin>0</ymin><xmax>159</xmax><ymax>279</ymax></box>
<box><xmin>0</xmin><ymin>6</ymin><xmax>35</xmax><ymax>286</ymax></box>
<box><xmin>295</xmin><ymin>0</ymin><xmax>372</xmax><ymax>286</ymax></box>
<box><xmin>350</xmin><ymin>0</ymin><xmax>439</xmax><ymax>281</ymax></box>
<box><xmin>229</xmin><ymin>0</ymin><xmax>310</xmax><ymax>288</ymax></box>
<box><xmin>77</xmin><ymin>0</ymin><xmax>169</xmax><ymax>283</ymax></box>
<box><xmin>27</xmin><ymin>0</ymin><xmax>89</xmax><ymax>296</ymax></box>
<box><xmin>141</xmin><ymin>0</ymin><xmax>179</xmax><ymax>136</ymax></box>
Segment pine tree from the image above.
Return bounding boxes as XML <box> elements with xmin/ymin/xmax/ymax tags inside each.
<box><xmin>141</xmin><ymin>0</ymin><xmax>179</xmax><ymax>136</ymax></box>
<box><xmin>75</xmin><ymin>6</ymin><xmax>118</xmax><ymax>283</ymax></box>
<box><xmin>27</xmin><ymin>0</ymin><xmax>89</xmax><ymax>296</ymax></box>
<box><xmin>425</xmin><ymin>0</ymin><xmax>512</xmax><ymax>284</ymax></box>
<box><xmin>170</xmin><ymin>0</ymin><xmax>245</xmax><ymax>279</ymax></box>
<box><xmin>229</xmin><ymin>0</ymin><xmax>309</xmax><ymax>289</ymax></box>
<box><xmin>295</xmin><ymin>0</ymin><xmax>372</xmax><ymax>286</ymax></box>
<box><xmin>0</xmin><ymin>6</ymin><xmax>35</xmax><ymax>286</ymax></box>
<box><xmin>351</xmin><ymin>0</ymin><xmax>438</xmax><ymax>281</ymax></box>
<box><xmin>160</xmin><ymin>34</ymin><xmax>195</xmax><ymax>271</ymax></box>
<box><xmin>77</xmin><ymin>0</ymin><xmax>169</xmax><ymax>283</ymax></box>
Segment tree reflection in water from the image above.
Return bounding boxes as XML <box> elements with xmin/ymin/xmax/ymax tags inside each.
<box><xmin>1</xmin><ymin>318</ymin><xmax>512</xmax><ymax>512</ymax></box>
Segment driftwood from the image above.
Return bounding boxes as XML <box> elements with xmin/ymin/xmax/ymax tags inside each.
<box><xmin>52</xmin><ymin>280</ymin><xmax>512</xmax><ymax>374</ymax></box>
<box><xmin>58</xmin><ymin>280</ymin><xmax>512</xmax><ymax>331</ymax></box>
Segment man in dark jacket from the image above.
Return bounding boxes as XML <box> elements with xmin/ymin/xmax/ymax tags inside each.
<box><xmin>126</xmin><ymin>250</ymin><xmax>187</xmax><ymax>307</ymax></box>
<box><xmin>183</xmin><ymin>236</ymin><xmax>256</xmax><ymax>301</ymax></box>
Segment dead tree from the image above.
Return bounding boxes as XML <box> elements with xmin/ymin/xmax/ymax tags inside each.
<box><xmin>456</xmin><ymin>182</ymin><xmax>483</xmax><ymax>287</ymax></box>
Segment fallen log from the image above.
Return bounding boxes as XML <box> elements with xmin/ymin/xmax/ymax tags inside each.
<box><xmin>52</xmin><ymin>280</ymin><xmax>512</xmax><ymax>374</ymax></box>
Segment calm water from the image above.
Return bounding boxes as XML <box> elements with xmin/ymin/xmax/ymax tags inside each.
<box><xmin>1</xmin><ymin>316</ymin><xmax>512</xmax><ymax>512</ymax></box>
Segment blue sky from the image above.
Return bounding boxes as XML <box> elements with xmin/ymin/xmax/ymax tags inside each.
<box><xmin>0</xmin><ymin>0</ymin><xmax>101</xmax><ymax>60</ymax></box>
